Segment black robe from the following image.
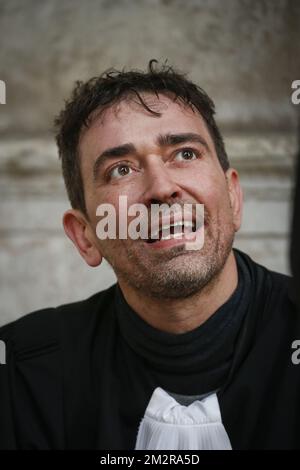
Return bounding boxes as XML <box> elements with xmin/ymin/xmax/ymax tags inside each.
<box><xmin>0</xmin><ymin>249</ymin><xmax>299</xmax><ymax>449</ymax></box>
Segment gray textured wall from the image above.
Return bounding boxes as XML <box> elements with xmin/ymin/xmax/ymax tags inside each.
<box><xmin>0</xmin><ymin>0</ymin><xmax>299</xmax><ymax>326</ymax></box>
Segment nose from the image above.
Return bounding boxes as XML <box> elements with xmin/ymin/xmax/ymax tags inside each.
<box><xmin>141</xmin><ymin>158</ymin><xmax>183</xmax><ymax>206</ymax></box>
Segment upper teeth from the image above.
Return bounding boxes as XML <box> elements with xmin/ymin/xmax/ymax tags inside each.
<box><xmin>150</xmin><ymin>221</ymin><xmax>194</xmax><ymax>240</ymax></box>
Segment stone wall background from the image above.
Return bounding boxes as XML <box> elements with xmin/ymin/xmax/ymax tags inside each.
<box><xmin>0</xmin><ymin>0</ymin><xmax>299</xmax><ymax>326</ymax></box>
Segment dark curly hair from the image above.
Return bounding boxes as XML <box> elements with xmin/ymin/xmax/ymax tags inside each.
<box><xmin>54</xmin><ymin>59</ymin><xmax>229</xmax><ymax>216</ymax></box>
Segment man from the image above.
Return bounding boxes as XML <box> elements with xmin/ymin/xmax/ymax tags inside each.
<box><xmin>0</xmin><ymin>60</ymin><xmax>299</xmax><ymax>450</ymax></box>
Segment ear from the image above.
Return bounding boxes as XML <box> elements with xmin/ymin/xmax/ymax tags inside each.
<box><xmin>63</xmin><ymin>209</ymin><xmax>102</xmax><ymax>267</ymax></box>
<box><xmin>225</xmin><ymin>168</ymin><xmax>243</xmax><ymax>232</ymax></box>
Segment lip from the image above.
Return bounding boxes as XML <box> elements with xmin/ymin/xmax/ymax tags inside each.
<box><xmin>143</xmin><ymin>223</ymin><xmax>204</xmax><ymax>250</ymax></box>
<box><xmin>147</xmin><ymin>209</ymin><xmax>203</xmax><ymax>241</ymax></box>
<box><xmin>148</xmin><ymin>212</ymin><xmax>191</xmax><ymax>240</ymax></box>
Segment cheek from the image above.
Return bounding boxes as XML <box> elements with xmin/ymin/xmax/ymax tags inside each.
<box><xmin>176</xmin><ymin>162</ymin><xmax>218</xmax><ymax>187</ymax></box>
<box><xmin>181</xmin><ymin>170</ymin><xmax>227</xmax><ymax>206</ymax></box>
<box><xmin>86</xmin><ymin>185</ymin><xmax>121</xmax><ymax>226</ymax></box>
<box><xmin>199</xmin><ymin>185</ymin><xmax>232</xmax><ymax>223</ymax></box>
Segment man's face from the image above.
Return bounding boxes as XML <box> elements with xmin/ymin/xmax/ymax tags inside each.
<box><xmin>77</xmin><ymin>93</ymin><xmax>242</xmax><ymax>299</ymax></box>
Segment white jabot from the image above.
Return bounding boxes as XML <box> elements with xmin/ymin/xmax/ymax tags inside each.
<box><xmin>135</xmin><ymin>387</ymin><xmax>232</xmax><ymax>450</ymax></box>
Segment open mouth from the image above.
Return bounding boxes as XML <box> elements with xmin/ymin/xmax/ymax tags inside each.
<box><xmin>146</xmin><ymin>220</ymin><xmax>199</xmax><ymax>244</ymax></box>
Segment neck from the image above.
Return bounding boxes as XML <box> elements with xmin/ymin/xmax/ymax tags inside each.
<box><xmin>117</xmin><ymin>250</ymin><xmax>239</xmax><ymax>334</ymax></box>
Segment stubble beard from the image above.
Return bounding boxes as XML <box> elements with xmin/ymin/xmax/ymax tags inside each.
<box><xmin>104</xmin><ymin>213</ymin><xmax>236</xmax><ymax>300</ymax></box>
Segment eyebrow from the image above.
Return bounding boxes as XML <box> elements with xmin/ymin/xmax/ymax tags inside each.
<box><xmin>93</xmin><ymin>132</ymin><xmax>209</xmax><ymax>181</ymax></box>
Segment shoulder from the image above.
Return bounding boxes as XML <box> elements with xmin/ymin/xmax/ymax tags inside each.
<box><xmin>234</xmin><ymin>247</ymin><xmax>292</xmax><ymax>292</ymax></box>
<box><xmin>0</xmin><ymin>285</ymin><xmax>117</xmax><ymax>449</ymax></box>
<box><xmin>0</xmin><ymin>283</ymin><xmax>117</xmax><ymax>358</ymax></box>
<box><xmin>234</xmin><ymin>248</ymin><xmax>297</xmax><ymax>325</ymax></box>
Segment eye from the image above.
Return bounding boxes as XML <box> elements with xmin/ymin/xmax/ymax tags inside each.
<box><xmin>173</xmin><ymin>149</ymin><xmax>199</xmax><ymax>162</ymax></box>
<box><xmin>107</xmin><ymin>163</ymin><xmax>133</xmax><ymax>180</ymax></box>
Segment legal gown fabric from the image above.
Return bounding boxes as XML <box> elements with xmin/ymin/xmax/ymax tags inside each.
<box><xmin>0</xmin><ymin>249</ymin><xmax>299</xmax><ymax>449</ymax></box>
